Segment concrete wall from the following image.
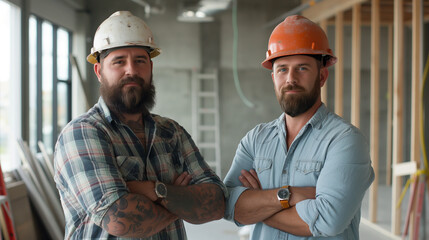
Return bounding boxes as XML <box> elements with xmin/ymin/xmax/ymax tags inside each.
<box><xmin>78</xmin><ymin>0</ymin><xmax>427</xmax><ymax>180</ymax></box>
<box><xmin>84</xmin><ymin>0</ymin><xmax>300</xmax><ymax>178</ymax></box>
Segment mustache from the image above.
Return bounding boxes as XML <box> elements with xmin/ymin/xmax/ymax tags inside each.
<box><xmin>282</xmin><ymin>84</ymin><xmax>305</xmax><ymax>93</ymax></box>
<box><xmin>119</xmin><ymin>76</ymin><xmax>145</xmax><ymax>88</ymax></box>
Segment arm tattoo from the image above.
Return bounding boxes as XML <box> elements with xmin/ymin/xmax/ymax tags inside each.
<box><xmin>102</xmin><ymin>194</ymin><xmax>177</xmax><ymax>237</ymax></box>
<box><xmin>164</xmin><ymin>183</ymin><xmax>225</xmax><ymax>223</ymax></box>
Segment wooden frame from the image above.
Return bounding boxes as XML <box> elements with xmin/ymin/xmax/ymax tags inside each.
<box><xmin>351</xmin><ymin>3</ymin><xmax>361</xmax><ymax>127</ymax></box>
<box><xmin>334</xmin><ymin>12</ymin><xmax>344</xmax><ymax>117</ymax></box>
<box><xmin>369</xmin><ymin>0</ymin><xmax>380</xmax><ymax>223</ymax></box>
<box><xmin>299</xmin><ymin>0</ymin><xmax>427</xmax><ymax>237</ymax></box>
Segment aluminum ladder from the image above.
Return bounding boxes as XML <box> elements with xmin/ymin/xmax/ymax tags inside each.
<box><xmin>192</xmin><ymin>69</ymin><xmax>221</xmax><ymax>177</ymax></box>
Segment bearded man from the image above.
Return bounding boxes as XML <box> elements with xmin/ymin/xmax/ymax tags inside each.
<box><xmin>54</xmin><ymin>11</ymin><xmax>227</xmax><ymax>240</ymax></box>
<box><xmin>223</xmin><ymin>15</ymin><xmax>374</xmax><ymax>240</ymax></box>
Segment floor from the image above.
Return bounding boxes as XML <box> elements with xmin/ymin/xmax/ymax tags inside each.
<box><xmin>184</xmin><ymin>218</ymin><xmax>399</xmax><ymax>240</ymax></box>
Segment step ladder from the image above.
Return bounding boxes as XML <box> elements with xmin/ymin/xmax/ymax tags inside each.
<box><xmin>192</xmin><ymin>69</ymin><xmax>221</xmax><ymax>177</ymax></box>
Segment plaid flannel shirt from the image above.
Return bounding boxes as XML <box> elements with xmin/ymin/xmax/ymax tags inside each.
<box><xmin>54</xmin><ymin>97</ymin><xmax>227</xmax><ymax>239</ymax></box>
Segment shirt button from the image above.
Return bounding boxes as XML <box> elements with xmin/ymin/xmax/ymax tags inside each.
<box><xmin>283</xmin><ymin>170</ymin><xmax>287</xmax><ymax>174</ymax></box>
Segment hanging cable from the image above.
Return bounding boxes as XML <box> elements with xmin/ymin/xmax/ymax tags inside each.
<box><xmin>232</xmin><ymin>0</ymin><xmax>254</xmax><ymax>108</ymax></box>
<box><xmin>397</xmin><ymin>53</ymin><xmax>429</xmax><ymax>209</ymax></box>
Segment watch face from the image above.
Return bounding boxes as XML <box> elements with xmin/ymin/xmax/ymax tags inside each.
<box><xmin>156</xmin><ymin>182</ymin><xmax>167</xmax><ymax>198</ymax></box>
<box><xmin>277</xmin><ymin>188</ymin><xmax>290</xmax><ymax>200</ymax></box>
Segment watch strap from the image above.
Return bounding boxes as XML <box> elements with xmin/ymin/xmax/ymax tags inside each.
<box><xmin>280</xmin><ymin>185</ymin><xmax>290</xmax><ymax>209</ymax></box>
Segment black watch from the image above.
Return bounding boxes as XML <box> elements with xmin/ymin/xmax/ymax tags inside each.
<box><xmin>155</xmin><ymin>181</ymin><xmax>167</xmax><ymax>202</ymax></box>
<box><xmin>277</xmin><ymin>186</ymin><xmax>291</xmax><ymax>209</ymax></box>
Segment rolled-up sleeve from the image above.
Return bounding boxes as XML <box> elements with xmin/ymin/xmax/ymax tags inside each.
<box><xmin>177</xmin><ymin>125</ymin><xmax>229</xmax><ymax>198</ymax></box>
<box><xmin>54</xmin><ymin>122</ymin><xmax>128</xmax><ymax>226</ymax></box>
<box><xmin>295</xmin><ymin>130</ymin><xmax>375</xmax><ymax>237</ymax></box>
<box><xmin>223</xmin><ymin>131</ymin><xmax>255</xmax><ymax>224</ymax></box>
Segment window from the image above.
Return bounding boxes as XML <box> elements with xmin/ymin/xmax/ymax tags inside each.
<box><xmin>29</xmin><ymin>15</ymin><xmax>72</xmax><ymax>155</ymax></box>
<box><xmin>0</xmin><ymin>0</ymin><xmax>21</xmax><ymax>171</ymax></box>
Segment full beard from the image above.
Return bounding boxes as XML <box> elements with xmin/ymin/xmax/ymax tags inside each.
<box><xmin>277</xmin><ymin>76</ymin><xmax>320</xmax><ymax>117</ymax></box>
<box><xmin>100</xmin><ymin>75</ymin><xmax>156</xmax><ymax>115</ymax></box>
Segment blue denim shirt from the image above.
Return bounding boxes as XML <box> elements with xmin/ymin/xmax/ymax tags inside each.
<box><xmin>224</xmin><ymin>104</ymin><xmax>374</xmax><ymax>239</ymax></box>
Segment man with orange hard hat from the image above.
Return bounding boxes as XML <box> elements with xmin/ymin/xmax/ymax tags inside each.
<box><xmin>54</xmin><ymin>11</ymin><xmax>227</xmax><ymax>239</ymax></box>
<box><xmin>224</xmin><ymin>15</ymin><xmax>374</xmax><ymax>239</ymax></box>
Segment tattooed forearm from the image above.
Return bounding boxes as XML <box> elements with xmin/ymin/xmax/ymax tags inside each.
<box><xmin>163</xmin><ymin>183</ymin><xmax>225</xmax><ymax>224</ymax></box>
<box><xmin>102</xmin><ymin>193</ymin><xmax>177</xmax><ymax>238</ymax></box>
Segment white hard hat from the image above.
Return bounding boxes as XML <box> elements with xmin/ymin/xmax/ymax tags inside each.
<box><xmin>87</xmin><ymin>11</ymin><xmax>161</xmax><ymax>64</ymax></box>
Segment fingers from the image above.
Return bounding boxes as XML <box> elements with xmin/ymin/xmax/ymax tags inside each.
<box><xmin>239</xmin><ymin>175</ymin><xmax>252</xmax><ymax>188</ymax></box>
<box><xmin>126</xmin><ymin>181</ymin><xmax>139</xmax><ymax>192</ymax></box>
<box><xmin>249</xmin><ymin>169</ymin><xmax>262</xmax><ymax>189</ymax></box>
<box><xmin>173</xmin><ymin>172</ymin><xmax>192</xmax><ymax>186</ymax></box>
<box><xmin>239</xmin><ymin>169</ymin><xmax>261</xmax><ymax>189</ymax></box>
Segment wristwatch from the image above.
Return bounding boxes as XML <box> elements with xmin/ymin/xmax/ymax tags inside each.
<box><xmin>155</xmin><ymin>181</ymin><xmax>167</xmax><ymax>202</ymax></box>
<box><xmin>277</xmin><ymin>185</ymin><xmax>291</xmax><ymax>209</ymax></box>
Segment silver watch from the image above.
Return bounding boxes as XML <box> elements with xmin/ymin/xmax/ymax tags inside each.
<box><xmin>155</xmin><ymin>181</ymin><xmax>167</xmax><ymax>199</ymax></box>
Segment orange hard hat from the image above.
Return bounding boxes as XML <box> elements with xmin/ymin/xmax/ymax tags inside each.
<box><xmin>261</xmin><ymin>15</ymin><xmax>337</xmax><ymax>70</ymax></box>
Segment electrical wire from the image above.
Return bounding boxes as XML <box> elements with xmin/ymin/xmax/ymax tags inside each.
<box><xmin>232</xmin><ymin>0</ymin><xmax>254</xmax><ymax>108</ymax></box>
<box><xmin>397</xmin><ymin>53</ymin><xmax>429</xmax><ymax>209</ymax></box>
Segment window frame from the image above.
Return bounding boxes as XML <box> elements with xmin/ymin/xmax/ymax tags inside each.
<box><xmin>29</xmin><ymin>14</ymin><xmax>72</xmax><ymax>154</ymax></box>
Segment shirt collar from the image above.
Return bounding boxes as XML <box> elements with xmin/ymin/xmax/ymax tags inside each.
<box><xmin>98</xmin><ymin>97</ymin><xmax>155</xmax><ymax>127</ymax></box>
<box><xmin>98</xmin><ymin>97</ymin><xmax>116</xmax><ymax>123</ymax></box>
<box><xmin>308</xmin><ymin>103</ymin><xmax>329</xmax><ymax>130</ymax></box>
<box><xmin>276</xmin><ymin>103</ymin><xmax>329</xmax><ymax>132</ymax></box>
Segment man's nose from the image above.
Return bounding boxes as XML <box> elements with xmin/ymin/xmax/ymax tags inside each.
<box><xmin>125</xmin><ymin>61</ymin><xmax>138</xmax><ymax>76</ymax></box>
<box><xmin>286</xmin><ymin>70</ymin><xmax>297</xmax><ymax>85</ymax></box>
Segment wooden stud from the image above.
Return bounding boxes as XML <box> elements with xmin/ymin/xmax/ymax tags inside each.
<box><xmin>335</xmin><ymin>12</ymin><xmax>344</xmax><ymax>117</ymax></box>
<box><xmin>391</xmin><ymin>0</ymin><xmax>404</xmax><ymax>235</ymax></box>
<box><xmin>410</xmin><ymin>0</ymin><xmax>421</xmax><ymax>180</ymax></box>
<box><xmin>302</xmin><ymin>0</ymin><xmax>367</xmax><ymax>23</ymax></box>
<box><xmin>319</xmin><ymin>19</ymin><xmax>329</xmax><ymax>106</ymax></box>
<box><xmin>408</xmin><ymin>0</ymin><xmax>422</xmax><ymax>238</ymax></box>
<box><xmin>369</xmin><ymin>0</ymin><xmax>380</xmax><ymax>223</ymax></box>
<box><xmin>386</xmin><ymin>24</ymin><xmax>393</xmax><ymax>186</ymax></box>
<box><xmin>351</xmin><ymin>4</ymin><xmax>361</xmax><ymax>128</ymax></box>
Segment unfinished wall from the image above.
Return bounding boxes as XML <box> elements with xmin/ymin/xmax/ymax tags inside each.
<box><xmin>84</xmin><ymin>0</ymin><xmax>301</xmax><ymax>178</ymax></box>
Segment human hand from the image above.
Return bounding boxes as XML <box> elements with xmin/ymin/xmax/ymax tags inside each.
<box><xmin>239</xmin><ymin>169</ymin><xmax>262</xmax><ymax>190</ymax></box>
<box><xmin>127</xmin><ymin>172</ymin><xmax>191</xmax><ymax>203</ymax></box>
<box><xmin>173</xmin><ymin>172</ymin><xmax>192</xmax><ymax>186</ymax></box>
<box><xmin>289</xmin><ymin>186</ymin><xmax>316</xmax><ymax>206</ymax></box>
<box><xmin>126</xmin><ymin>181</ymin><xmax>158</xmax><ymax>202</ymax></box>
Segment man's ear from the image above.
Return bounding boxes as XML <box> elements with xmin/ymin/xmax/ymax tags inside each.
<box><xmin>94</xmin><ymin>63</ymin><xmax>102</xmax><ymax>83</ymax></box>
<box><xmin>320</xmin><ymin>67</ymin><xmax>329</xmax><ymax>87</ymax></box>
<box><xmin>271</xmin><ymin>71</ymin><xmax>275</xmax><ymax>84</ymax></box>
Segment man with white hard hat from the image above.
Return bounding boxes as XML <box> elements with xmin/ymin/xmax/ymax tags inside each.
<box><xmin>223</xmin><ymin>15</ymin><xmax>374</xmax><ymax>239</ymax></box>
<box><xmin>54</xmin><ymin>11</ymin><xmax>227</xmax><ymax>239</ymax></box>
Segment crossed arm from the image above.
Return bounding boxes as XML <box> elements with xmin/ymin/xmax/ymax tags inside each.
<box><xmin>102</xmin><ymin>172</ymin><xmax>225</xmax><ymax>237</ymax></box>
<box><xmin>235</xmin><ymin>169</ymin><xmax>315</xmax><ymax>236</ymax></box>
